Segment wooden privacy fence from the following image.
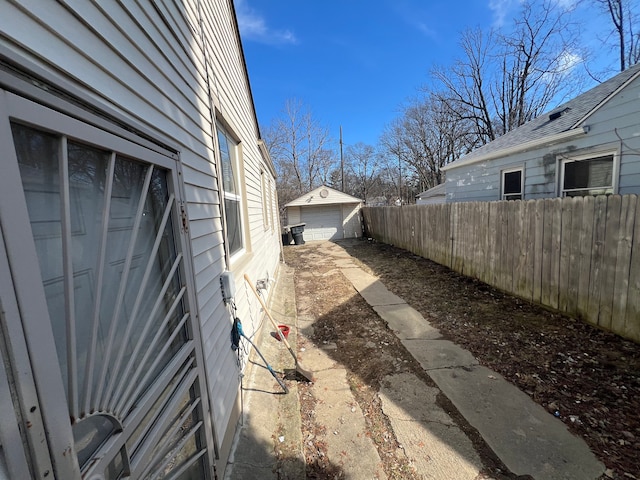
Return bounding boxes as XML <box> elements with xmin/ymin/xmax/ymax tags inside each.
<box><xmin>362</xmin><ymin>195</ymin><xmax>640</xmax><ymax>343</ymax></box>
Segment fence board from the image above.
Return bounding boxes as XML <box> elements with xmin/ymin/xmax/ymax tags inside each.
<box><xmin>612</xmin><ymin>195</ymin><xmax>635</xmax><ymax>334</ymax></box>
<box><xmin>577</xmin><ymin>197</ymin><xmax>595</xmax><ymax>318</ymax></box>
<box><xmin>533</xmin><ymin>200</ymin><xmax>545</xmax><ymax>303</ymax></box>
<box><xmin>558</xmin><ymin>198</ymin><xmax>574</xmax><ymax>312</ymax></box>
<box><xmin>600</xmin><ymin>195</ymin><xmax>622</xmax><ymax>330</ymax></box>
<box><xmin>566</xmin><ymin>198</ymin><xmax>582</xmax><ymax>313</ymax></box>
<box><xmin>549</xmin><ymin>198</ymin><xmax>562</xmax><ymax>309</ymax></box>
<box><xmin>444</xmin><ymin>204</ymin><xmax>452</xmax><ymax>267</ymax></box>
<box><xmin>587</xmin><ymin>196</ymin><xmax>608</xmax><ymax>325</ymax></box>
<box><xmin>505</xmin><ymin>202</ymin><xmax>516</xmax><ymax>293</ymax></box>
<box><xmin>541</xmin><ymin>199</ymin><xmax>554</xmax><ymax>306</ymax></box>
<box><xmin>519</xmin><ymin>200</ymin><xmax>535</xmax><ymax>300</ymax></box>
<box><xmin>479</xmin><ymin>202</ymin><xmax>490</xmax><ymax>283</ymax></box>
<box><xmin>625</xmin><ymin>197</ymin><xmax>640</xmax><ymax>340</ymax></box>
<box><xmin>493</xmin><ymin>202</ymin><xmax>505</xmax><ymax>288</ymax></box>
<box><xmin>488</xmin><ymin>202</ymin><xmax>499</xmax><ymax>286</ymax></box>
<box><xmin>451</xmin><ymin>203</ymin><xmax>461</xmax><ymax>272</ymax></box>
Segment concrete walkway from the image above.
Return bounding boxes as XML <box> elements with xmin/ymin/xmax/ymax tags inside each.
<box><xmin>224</xmin><ymin>264</ymin><xmax>304</xmax><ymax>479</ymax></box>
<box><xmin>226</xmin><ymin>241</ymin><xmax>604</xmax><ymax>480</ymax></box>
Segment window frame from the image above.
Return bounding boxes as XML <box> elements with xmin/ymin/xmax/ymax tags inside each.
<box><xmin>216</xmin><ymin>121</ymin><xmax>245</xmax><ymax>261</ymax></box>
<box><xmin>261</xmin><ymin>167</ymin><xmax>270</xmax><ymax>231</ymax></box>
<box><xmin>501</xmin><ymin>167</ymin><xmax>524</xmax><ymax>201</ymax></box>
<box><xmin>558</xmin><ymin>150</ymin><xmax>619</xmax><ymax>197</ymax></box>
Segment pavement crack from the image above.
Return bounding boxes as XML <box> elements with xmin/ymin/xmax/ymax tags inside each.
<box><xmin>424</xmin><ymin>363</ymin><xmax>479</xmax><ymax>372</ymax></box>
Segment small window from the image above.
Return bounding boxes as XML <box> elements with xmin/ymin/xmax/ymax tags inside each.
<box><xmin>561</xmin><ymin>154</ymin><xmax>614</xmax><ymax>197</ymax></box>
<box><xmin>217</xmin><ymin>124</ymin><xmax>244</xmax><ymax>256</ymax></box>
<box><xmin>501</xmin><ymin>168</ymin><xmax>523</xmax><ymax>200</ymax></box>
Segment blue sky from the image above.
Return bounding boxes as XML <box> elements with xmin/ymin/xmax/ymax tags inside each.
<box><xmin>236</xmin><ymin>0</ymin><xmax>614</xmax><ymax>148</ymax></box>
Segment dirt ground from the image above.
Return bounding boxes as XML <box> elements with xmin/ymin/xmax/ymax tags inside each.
<box><xmin>283</xmin><ymin>240</ymin><xmax>640</xmax><ymax>480</ymax></box>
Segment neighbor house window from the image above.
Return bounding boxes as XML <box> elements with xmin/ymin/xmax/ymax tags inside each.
<box><xmin>217</xmin><ymin>124</ymin><xmax>243</xmax><ymax>256</ymax></box>
<box><xmin>560</xmin><ymin>153</ymin><xmax>615</xmax><ymax>197</ymax></box>
<box><xmin>501</xmin><ymin>168</ymin><xmax>523</xmax><ymax>200</ymax></box>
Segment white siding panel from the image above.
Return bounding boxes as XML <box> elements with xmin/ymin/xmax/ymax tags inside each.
<box><xmin>189</xmin><ymin>218</ymin><xmax>221</xmax><ymax>240</ymax></box>
<box><xmin>185</xmin><ymin>184</ymin><xmax>219</xmax><ymax>205</ymax></box>
<box><xmin>187</xmin><ymin>202</ymin><xmax>218</xmax><ymax>221</ymax></box>
<box><xmin>191</xmin><ymin>232</ymin><xmax>222</xmax><ymax>257</ymax></box>
<box><xmin>182</xmin><ymin>167</ymin><xmax>217</xmax><ymax>191</ymax></box>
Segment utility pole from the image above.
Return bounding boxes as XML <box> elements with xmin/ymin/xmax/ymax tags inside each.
<box><xmin>340</xmin><ymin>125</ymin><xmax>344</xmax><ymax>192</ymax></box>
<box><xmin>398</xmin><ymin>154</ymin><xmax>402</xmax><ymax>205</ymax></box>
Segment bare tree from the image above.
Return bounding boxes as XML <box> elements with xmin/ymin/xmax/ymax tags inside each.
<box><xmin>379</xmin><ymin>120</ymin><xmax>410</xmax><ymax>203</ymax></box>
<box><xmin>344</xmin><ymin>142</ymin><xmax>381</xmax><ymax>202</ymax></box>
<box><xmin>433</xmin><ymin>0</ymin><xmax>580</xmax><ymax>146</ymax></box>
<box><xmin>262</xmin><ymin>99</ymin><xmax>335</xmax><ymax>209</ymax></box>
<box><xmin>433</xmin><ymin>28</ymin><xmax>497</xmax><ymax>145</ymax></box>
<box><xmin>595</xmin><ymin>0</ymin><xmax>640</xmax><ymax>71</ymax></box>
<box><xmin>380</xmin><ymin>94</ymin><xmax>472</xmax><ymax>197</ymax></box>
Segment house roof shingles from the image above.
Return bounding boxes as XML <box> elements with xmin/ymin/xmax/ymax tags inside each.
<box><xmin>444</xmin><ymin>63</ymin><xmax>640</xmax><ymax>170</ymax></box>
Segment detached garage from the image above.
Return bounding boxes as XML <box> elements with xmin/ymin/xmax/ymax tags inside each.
<box><xmin>285</xmin><ymin>185</ymin><xmax>363</xmax><ymax>241</ymax></box>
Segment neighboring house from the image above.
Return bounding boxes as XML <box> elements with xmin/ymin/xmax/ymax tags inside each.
<box><xmin>0</xmin><ymin>2</ymin><xmax>281</xmax><ymax>479</ymax></box>
<box><xmin>285</xmin><ymin>185</ymin><xmax>363</xmax><ymax>241</ymax></box>
<box><xmin>442</xmin><ymin>63</ymin><xmax>640</xmax><ymax>202</ymax></box>
<box><xmin>416</xmin><ymin>183</ymin><xmax>446</xmax><ymax>205</ymax></box>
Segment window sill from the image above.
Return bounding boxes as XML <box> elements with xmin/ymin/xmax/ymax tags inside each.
<box><xmin>228</xmin><ymin>249</ymin><xmax>254</xmax><ymax>274</ymax></box>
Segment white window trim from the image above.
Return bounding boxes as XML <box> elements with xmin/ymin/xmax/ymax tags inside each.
<box><xmin>501</xmin><ymin>166</ymin><xmax>524</xmax><ymax>201</ymax></box>
<box><xmin>558</xmin><ymin>149</ymin><xmax>619</xmax><ymax>197</ymax></box>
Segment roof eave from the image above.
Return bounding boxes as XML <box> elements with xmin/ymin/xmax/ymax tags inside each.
<box><xmin>441</xmin><ymin>127</ymin><xmax>586</xmax><ymax>172</ymax></box>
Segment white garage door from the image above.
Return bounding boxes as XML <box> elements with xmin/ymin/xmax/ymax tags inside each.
<box><xmin>301</xmin><ymin>205</ymin><xmax>343</xmax><ymax>240</ymax></box>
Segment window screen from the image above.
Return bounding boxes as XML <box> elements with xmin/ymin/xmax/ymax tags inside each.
<box><xmin>562</xmin><ymin>155</ymin><xmax>613</xmax><ymax>197</ymax></box>
<box><xmin>502</xmin><ymin>169</ymin><xmax>522</xmax><ymax>200</ymax></box>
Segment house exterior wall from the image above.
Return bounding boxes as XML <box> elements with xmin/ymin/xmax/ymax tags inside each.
<box><xmin>0</xmin><ymin>1</ymin><xmax>280</xmax><ymax>477</ymax></box>
<box><xmin>445</xmin><ymin>77</ymin><xmax>640</xmax><ymax>203</ymax></box>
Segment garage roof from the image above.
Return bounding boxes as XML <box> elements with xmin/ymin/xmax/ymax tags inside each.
<box><xmin>285</xmin><ymin>185</ymin><xmax>363</xmax><ymax>207</ymax></box>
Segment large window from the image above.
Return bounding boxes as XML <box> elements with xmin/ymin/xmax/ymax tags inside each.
<box><xmin>501</xmin><ymin>168</ymin><xmax>523</xmax><ymax>200</ymax></box>
<box><xmin>217</xmin><ymin>124</ymin><xmax>243</xmax><ymax>257</ymax></box>
<box><xmin>560</xmin><ymin>153</ymin><xmax>615</xmax><ymax>197</ymax></box>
